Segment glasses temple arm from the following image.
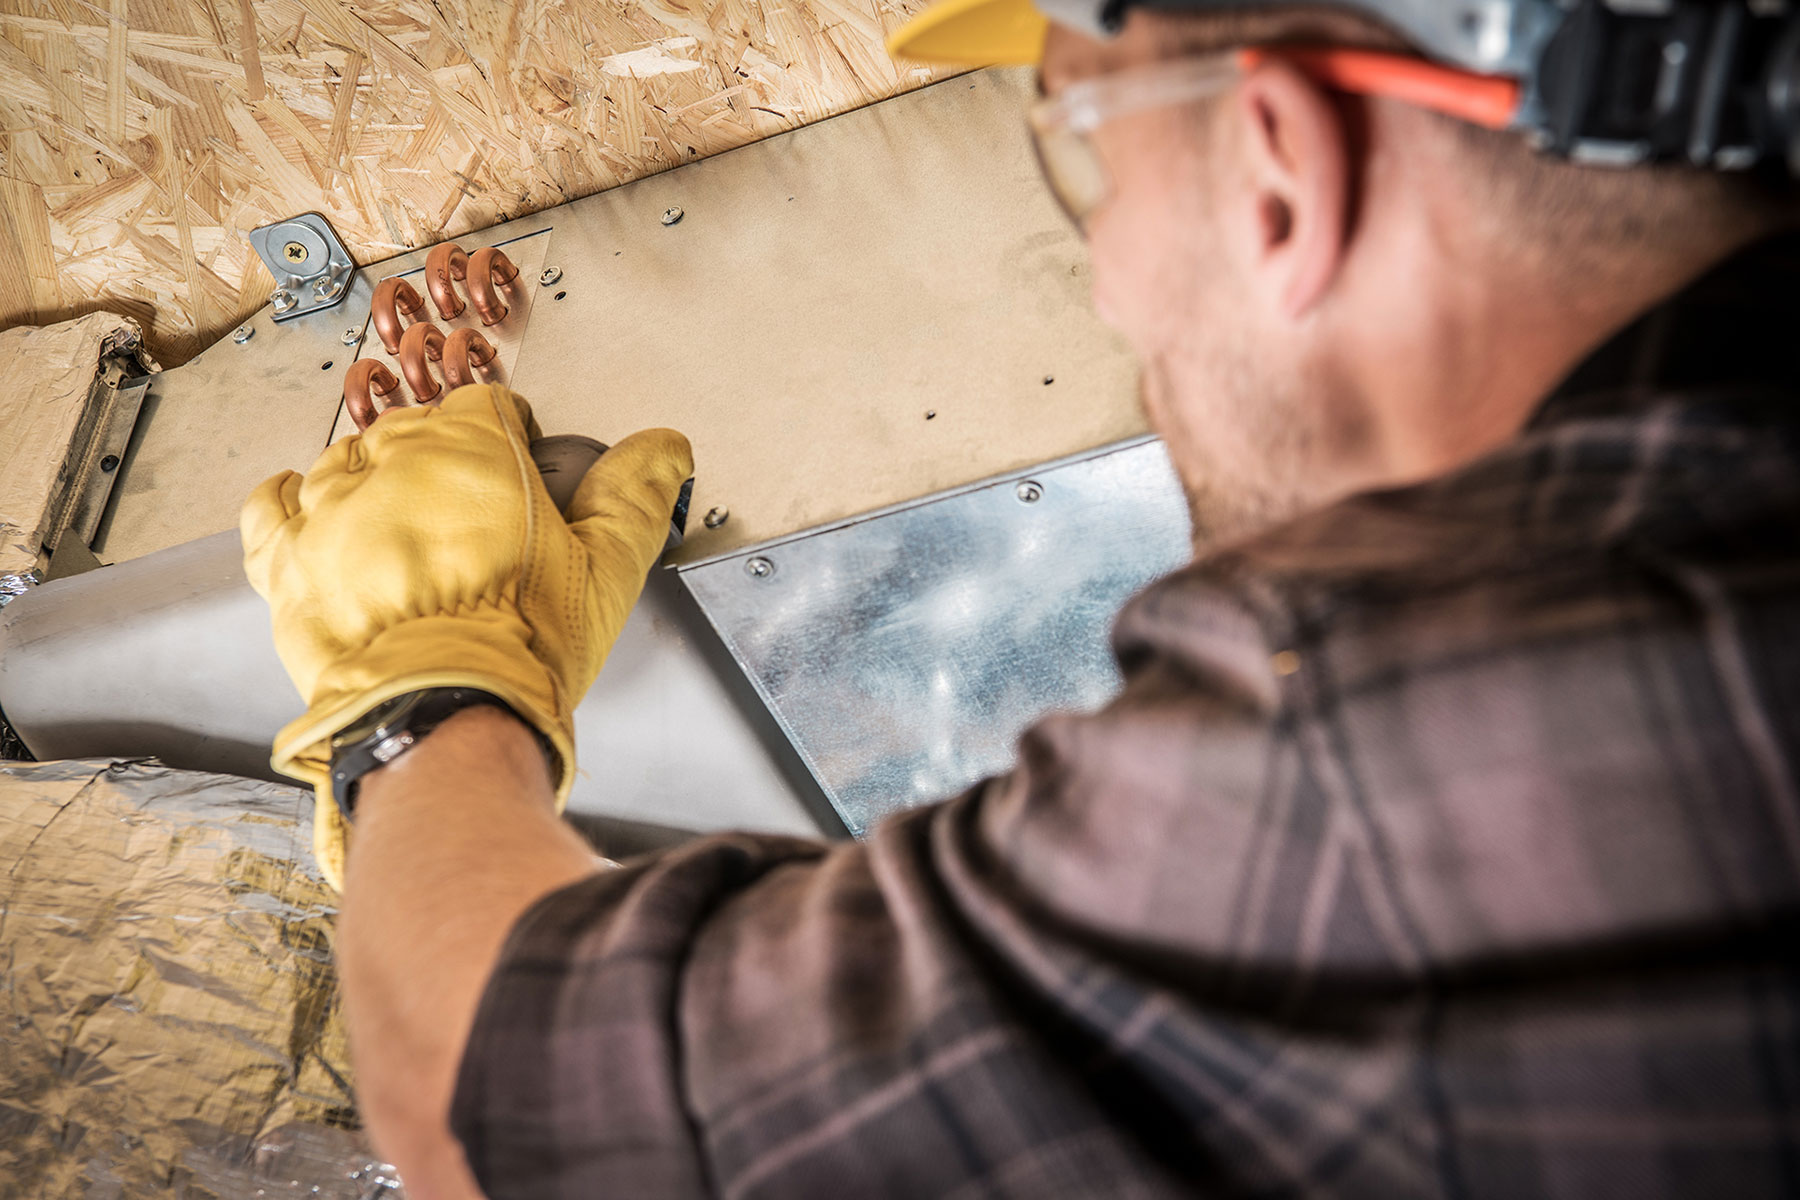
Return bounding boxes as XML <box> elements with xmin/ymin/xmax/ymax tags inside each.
<box><xmin>1237</xmin><ymin>46</ymin><xmax>1521</xmax><ymax>131</ymax></box>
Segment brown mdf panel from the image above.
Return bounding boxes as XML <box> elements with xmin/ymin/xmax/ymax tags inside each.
<box><xmin>0</xmin><ymin>0</ymin><xmax>950</xmax><ymax>364</ymax></box>
<box><xmin>510</xmin><ymin>68</ymin><xmax>1144</xmax><ymax>562</ymax></box>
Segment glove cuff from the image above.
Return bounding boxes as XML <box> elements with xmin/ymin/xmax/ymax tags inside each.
<box><xmin>270</xmin><ymin>611</ymin><xmax>579</xmax><ymax>810</ymax></box>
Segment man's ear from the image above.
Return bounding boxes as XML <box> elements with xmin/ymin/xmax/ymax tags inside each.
<box><xmin>1228</xmin><ymin>59</ymin><xmax>1350</xmax><ymax>318</ymax></box>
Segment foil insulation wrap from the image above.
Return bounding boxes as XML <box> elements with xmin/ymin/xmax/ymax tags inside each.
<box><xmin>0</xmin><ymin>758</ymin><xmax>404</xmax><ymax>1198</ymax></box>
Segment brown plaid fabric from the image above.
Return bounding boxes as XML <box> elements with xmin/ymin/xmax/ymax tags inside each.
<box><xmin>450</xmin><ymin>236</ymin><xmax>1800</xmax><ymax>1199</ymax></box>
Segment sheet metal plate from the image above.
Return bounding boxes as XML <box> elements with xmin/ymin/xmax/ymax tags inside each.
<box><xmin>96</xmin><ymin>276</ymin><xmax>372</xmax><ymax>563</ymax></box>
<box><xmin>326</xmin><ymin>230</ymin><xmax>552</xmax><ymax>443</ymax></box>
<box><xmin>680</xmin><ymin>438</ymin><xmax>1190</xmax><ymax>834</ymax></box>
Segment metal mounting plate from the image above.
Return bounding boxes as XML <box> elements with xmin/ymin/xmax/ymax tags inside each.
<box><xmin>64</xmin><ymin>374</ymin><xmax>150</xmax><ymax>552</ymax></box>
<box><xmin>247</xmin><ymin>212</ymin><xmax>357</xmax><ymax>322</ymax></box>
<box><xmin>327</xmin><ymin>230</ymin><xmax>552</xmax><ymax>441</ymax></box>
<box><xmin>679</xmin><ymin>437</ymin><xmax>1190</xmax><ymax>834</ymax></box>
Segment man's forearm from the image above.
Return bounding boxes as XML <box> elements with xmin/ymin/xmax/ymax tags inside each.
<box><xmin>339</xmin><ymin>705</ymin><xmax>603</xmax><ymax>1199</ymax></box>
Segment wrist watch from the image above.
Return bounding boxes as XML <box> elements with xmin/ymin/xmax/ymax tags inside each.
<box><xmin>326</xmin><ymin>687</ymin><xmax>552</xmax><ymax>820</ymax></box>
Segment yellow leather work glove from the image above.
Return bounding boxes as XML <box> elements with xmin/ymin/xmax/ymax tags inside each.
<box><xmin>240</xmin><ymin>383</ymin><xmax>693</xmax><ymax>889</ymax></box>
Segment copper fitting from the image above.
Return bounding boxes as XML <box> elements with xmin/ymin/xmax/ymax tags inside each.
<box><xmin>442</xmin><ymin>328</ymin><xmax>498</xmax><ymax>389</ymax></box>
<box><xmin>466</xmin><ymin>246</ymin><xmax>520</xmax><ymax>326</ymax></box>
<box><xmin>398</xmin><ymin>322</ymin><xmax>447</xmax><ymax>402</ymax></box>
<box><xmin>370</xmin><ymin>277</ymin><xmax>426</xmax><ymax>354</ymax></box>
<box><xmin>344</xmin><ymin>359</ymin><xmax>402</xmax><ymax>432</ymax></box>
<box><xmin>425</xmin><ymin>242</ymin><xmax>469</xmax><ymax>320</ymax></box>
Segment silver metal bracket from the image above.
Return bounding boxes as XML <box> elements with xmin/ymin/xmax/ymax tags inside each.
<box><xmin>247</xmin><ymin>213</ymin><xmax>357</xmax><ymax>322</ymax></box>
<box><xmin>35</xmin><ymin>360</ymin><xmax>153</xmax><ymax>582</ymax></box>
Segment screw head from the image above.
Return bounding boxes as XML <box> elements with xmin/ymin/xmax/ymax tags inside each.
<box><xmin>233</xmin><ymin>325</ymin><xmax>254</xmax><ymax>344</ymax></box>
<box><xmin>1016</xmin><ymin>480</ymin><xmax>1043</xmax><ymax>504</ymax></box>
<box><xmin>539</xmin><ymin>266</ymin><xmax>563</xmax><ymax>286</ymax></box>
<box><xmin>661</xmin><ymin>206</ymin><xmax>685</xmax><ymax>226</ymax></box>
<box><xmin>283</xmin><ymin>241</ymin><xmax>308</xmax><ymax>263</ymax></box>
<box><xmin>269</xmin><ymin>288</ymin><xmax>297</xmax><ymax>314</ymax></box>
<box><xmin>341</xmin><ymin>328</ymin><xmax>360</xmax><ymax>346</ymax></box>
<box><xmin>745</xmin><ymin>556</ymin><xmax>775</xmax><ymax>579</ymax></box>
<box><xmin>703</xmin><ymin>506</ymin><xmax>730</xmax><ymax>529</ymax></box>
<box><xmin>313</xmin><ymin>274</ymin><xmax>345</xmax><ymax>300</ymax></box>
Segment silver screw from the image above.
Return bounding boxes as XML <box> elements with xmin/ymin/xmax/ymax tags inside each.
<box><xmin>744</xmin><ymin>556</ymin><xmax>775</xmax><ymax>579</ymax></box>
<box><xmin>1016</xmin><ymin>480</ymin><xmax>1043</xmax><ymax>504</ymax></box>
<box><xmin>313</xmin><ymin>273</ymin><xmax>346</xmax><ymax>300</ymax></box>
<box><xmin>340</xmin><ymin>328</ymin><xmax>360</xmax><ymax>346</ymax></box>
<box><xmin>539</xmin><ymin>266</ymin><xmax>563</xmax><ymax>286</ymax></box>
<box><xmin>661</xmin><ymin>206</ymin><xmax>684</xmax><ymax>226</ymax></box>
<box><xmin>703</xmin><ymin>506</ymin><xmax>729</xmax><ymax>529</ymax></box>
<box><xmin>233</xmin><ymin>326</ymin><xmax>254</xmax><ymax>344</ymax></box>
<box><xmin>269</xmin><ymin>288</ymin><xmax>297</xmax><ymax>314</ymax></box>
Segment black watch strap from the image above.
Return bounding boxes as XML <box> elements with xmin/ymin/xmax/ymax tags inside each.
<box><xmin>326</xmin><ymin>688</ymin><xmax>549</xmax><ymax>821</ymax></box>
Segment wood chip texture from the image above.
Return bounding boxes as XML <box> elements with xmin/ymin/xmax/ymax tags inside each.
<box><xmin>0</xmin><ymin>0</ymin><xmax>949</xmax><ymax>365</ymax></box>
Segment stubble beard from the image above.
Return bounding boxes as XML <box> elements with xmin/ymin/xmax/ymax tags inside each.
<box><xmin>1141</xmin><ymin>349</ymin><xmax>1322</xmax><ymax>555</ymax></box>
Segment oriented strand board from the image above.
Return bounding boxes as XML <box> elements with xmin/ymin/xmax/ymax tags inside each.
<box><xmin>0</xmin><ymin>0</ymin><xmax>949</xmax><ymax>365</ymax></box>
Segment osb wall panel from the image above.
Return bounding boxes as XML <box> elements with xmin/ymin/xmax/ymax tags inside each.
<box><xmin>0</xmin><ymin>0</ymin><xmax>948</xmax><ymax>364</ymax></box>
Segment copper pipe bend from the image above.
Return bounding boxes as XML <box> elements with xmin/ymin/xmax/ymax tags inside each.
<box><xmin>398</xmin><ymin>322</ymin><xmax>447</xmax><ymax>402</ymax></box>
<box><xmin>466</xmin><ymin>246</ymin><xmax>520</xmax><ymax>326</ymax></box>
<box><xmin>371</xmin><ymin>277</ymin><xmax>425</xmax><ymax>354</ymax></box>
<box><xmin>425</xmin><ymin>243</ymin><xmax>469</xmax><ymax>320</ymax></box>
<box><xmin>344</xmin><ymin>359</ymin><xmax>402</xmax><ymax>432</ymax></box>
<box><xmin>443</xmin><ymin>328</ymin><xmax>498</xmax><ymax>389</ymax></box>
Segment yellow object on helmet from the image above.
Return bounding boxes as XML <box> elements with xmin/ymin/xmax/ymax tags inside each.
<box><xmin>241</xmin><ymin>384</ymin><xmax>693</xmax><ymax>889</ymax></box>
<box><xmin>887</xmin><ymin>0</ymin><xmax>1049</xmax><ymax>65</ymax></box>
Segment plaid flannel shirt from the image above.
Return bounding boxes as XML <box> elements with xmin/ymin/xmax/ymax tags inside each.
<box><xmin>450</xmin><ymin>235</ymin><xmax>1800</xmax><ymax>1199</ymax></box>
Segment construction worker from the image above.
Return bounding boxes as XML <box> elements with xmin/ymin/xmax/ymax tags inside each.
<box><xmin>241</xmin><ymin>1</ymin><xmax>1800</xmax><ymax>1197</ymax></box>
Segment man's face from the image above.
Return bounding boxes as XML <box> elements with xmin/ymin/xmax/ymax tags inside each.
<box><xmin>1041</xmin><ymin>18</ymin><xmax>1339</xmax><ymax>547</ymax></box>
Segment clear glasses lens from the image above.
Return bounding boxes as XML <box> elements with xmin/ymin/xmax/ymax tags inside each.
<box><xmin>1030</xmin><ymin>125</ymin><xmax>1110</xmax><ymax>228</ymax></box>
<box><xmin>1027</xmin><ymin>53</ymin><xmax>1244</xmax><ymax>231</ymax></box>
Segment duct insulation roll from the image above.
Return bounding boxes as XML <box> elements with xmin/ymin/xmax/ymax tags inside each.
<box><xmin>0</xmin><ymin>529</ymin><xmax>829</xmax><ymax>843</ymax></box>
<box><xmin>0</xmin><ymin>757</ymin><xmax>391</xmax><ymax>1196</ymax></box>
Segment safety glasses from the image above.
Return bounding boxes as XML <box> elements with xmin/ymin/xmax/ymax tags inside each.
<box><xmin>1028</xmin><ymin>46</ymin><xmax>1522</xmax><ymax>230</ymax></box>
